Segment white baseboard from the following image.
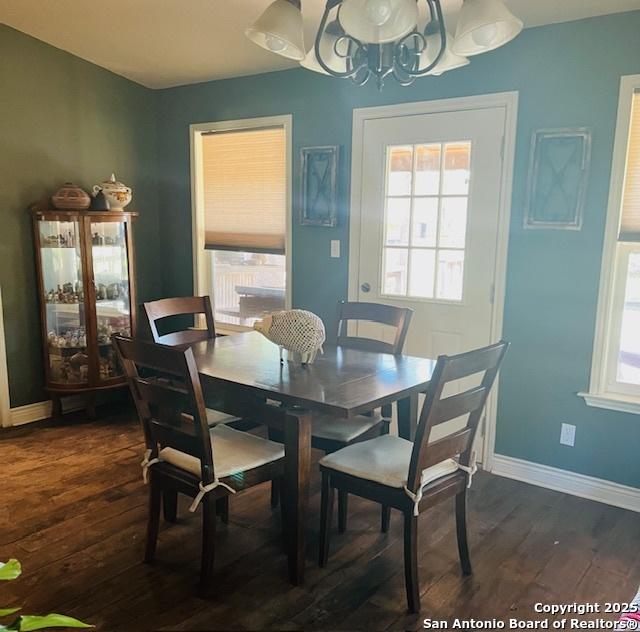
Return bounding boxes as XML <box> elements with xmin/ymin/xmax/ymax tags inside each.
<box><xmin>492</xmin><ymin>454</ymin><xmax>640</xmax><ymax>513</ymax></box>
<box><xmin>9</xmin><ymin>396</ymin><xmax>86</xmax><ymax>427</ymax></box>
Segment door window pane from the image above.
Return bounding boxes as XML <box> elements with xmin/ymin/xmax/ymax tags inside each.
<box><xmin>381</xmin><ymin>141</ymin><xmax>472</xmax><ymax>302</ymax></box>
<box><xmin>436</xmin><ymin>250</ymin><xmax>465</xmax><ymax>300</ymax></box>
<box><xmin>617</xmin><ymin>252</ymin><xmax>640</xmax><ymax>385</ymax></box>
<box><xmin>439</xmin><ymin>198</ymin><xmax>468</xmax><ymax>248</ymax></box>
<box><xmin>409</xmin><ymin>250</ymin><xmax>436</xmax><ymax>298</ymax></box>
<box><xmin>383</xmin><ymin>248</ymin><xmax>408</xmax><ymax>296</ymax></box>
<box><xmin>415</xmin><ymin>144</ymin><xmax>441</xmax><ymax>195</ymax></box>
<box><xmin>442</xmin><ymin>142</ymin><xmax>471</xmax><ymax>195</ymax></box>
<box><xmin>385</xmin><ymin>198</ymin><xmax>411</xmax><ymax>246</ymax></box>
<box><xmin>387</xmin><ymin>146</ymin><xmax>413</xmax><ymax>195</ymax></box>
<box><xmin>412</xmin><ymin>198</ymin><xmax>438</xmax><ymax>247</ymax></box>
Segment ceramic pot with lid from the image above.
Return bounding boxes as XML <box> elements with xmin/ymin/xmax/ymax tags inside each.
<box><xmin>92</xmin><ymin>174</ymin><xmax>132</xmax><ymax>211</ymax></box>
<box><xmin>51</xmin><ymin>183</ymin><xmax>91</xmax><ymax>210</ymax></box>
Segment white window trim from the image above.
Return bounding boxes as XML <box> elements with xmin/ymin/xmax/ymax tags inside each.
<box><xmin>190</xmin><ymin>115</ymin><xmax>293</xmax><ymax>334</ymax></box>
<box><xmin>579</xmin><ymin>74</ymin><xmax>640</xmax><ymax>414</ymax></box>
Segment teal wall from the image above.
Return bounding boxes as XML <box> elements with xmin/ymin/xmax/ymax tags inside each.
<box><xmin>156</xmin><ymin>11</ymin><xmax>640</xmax><ymax>487</ymax></box>
<box><xmin>0</xmin><ymin>25</ymin><xmax>161</xmax><ymax>407</ymax></box>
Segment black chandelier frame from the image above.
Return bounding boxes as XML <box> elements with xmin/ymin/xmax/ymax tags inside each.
<box><xmin>313</xmin><ymin>0</ymin><xmax>447</xmax><ymax>89</ymax></box>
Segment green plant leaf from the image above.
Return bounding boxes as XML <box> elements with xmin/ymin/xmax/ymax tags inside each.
<box><xmin>0</xmin><ymin>609</ymin><xmax>20</xmax><ymax>617</ymax></box>
<box><xmin>0</xmin><ymin>561</ymin><xmax>21</xmax><ymax>582</ymax></box>
<box><xmin>15</xmin><ymin>615</ymin><xmax>92</xmax><ymax>631</ymax></box>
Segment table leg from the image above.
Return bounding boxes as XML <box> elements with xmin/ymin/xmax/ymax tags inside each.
<box><xmin>397</xmin><ymin>392</ymin><xmax>419</xmax><ymax>441</ymax></box>
<box><xmin>283</xmin><ymin>410</ymin><xmax>311</xmax><ymax>585</ymax></box>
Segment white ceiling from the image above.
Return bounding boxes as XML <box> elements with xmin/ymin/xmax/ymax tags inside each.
<box><xmin>1</xmin><ymin>0</ymin><xmax>640</xmax><ymax>89</ymax></box>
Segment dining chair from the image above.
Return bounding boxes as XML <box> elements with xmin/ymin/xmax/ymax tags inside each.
<box><xmin>112</xmin><ymin>335</ymin><xmax>288</xmax><ymax>593</ymax></box>
<box><xmin>270</xmin><ymin>300</ymin><xmax>413</xmax><ymax>534</ymax></box>
<box><xmin>142</xmin><ymin>296</ymin><xmax>239</xmax><ymax>429</ymax></box>
<box><xmin>318</xmin><ymin>340</ymin><xmax>509</xmax><ymax>613</ymax></box>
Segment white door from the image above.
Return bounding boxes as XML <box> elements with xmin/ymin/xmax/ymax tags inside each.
<box><xmin>353</xmin><ymin>105</ymin><xmax>509</xmax><ymax>453</ymax></box>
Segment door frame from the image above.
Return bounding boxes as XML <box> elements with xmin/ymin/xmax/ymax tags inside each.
<box><xmin>348</xmin><ymin>91</ymin><xmax>519</xmax><ymax>470</ymax></box>
<box><xmin>0</xmin><ymin>287</ymin><xmax>10</xmax><ymax>428</ymax></box>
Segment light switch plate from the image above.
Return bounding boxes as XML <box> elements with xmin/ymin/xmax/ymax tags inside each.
<box><xmin>331</xmin><ymin>240</ymin><xmax>340</xmax><ymax>258</ymax></box>
<box><xmin>560</xmin><ymin>423</ymin><xmax>576</xmax><ymax>447</ymax></box>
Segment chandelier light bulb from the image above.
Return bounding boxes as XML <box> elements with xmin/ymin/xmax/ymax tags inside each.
<box><xmin>266</xmin><ymin>35</ymin><xmax>288</xmax><ymax>52</ymax></box>
<box><xmin>365</xmin><ymin>0</ymin><xmax>393</xmax><ymax>26</ymax></box>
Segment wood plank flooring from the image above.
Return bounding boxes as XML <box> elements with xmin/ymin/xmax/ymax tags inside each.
<box><xmin>1</xmin><ymin>408</ymin><xmax>639</xmax><ymax>631</ymax></box>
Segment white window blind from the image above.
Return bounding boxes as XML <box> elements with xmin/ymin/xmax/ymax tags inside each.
<box><xmin>202</xmin><ymin>127</ymin><xmax>286</xmax><ymax>253</ymax></box>
<box><xmin>620</xmin><ymin>91</ymin><xmax>640</xmax><ymax>241</ymax></box>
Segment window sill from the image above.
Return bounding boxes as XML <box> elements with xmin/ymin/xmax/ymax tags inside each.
<box><xmin>215</xmin><ymin>323</ymin><xmax>251</xmax><ymax>336</ymax></box>
<box><xmin>578</xmin><ymin>391</ymin><xmax>640</xmax><ymax>415</ymax></box>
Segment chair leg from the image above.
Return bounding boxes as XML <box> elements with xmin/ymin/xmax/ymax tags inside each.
<box><xmin>216</xmin><ymin>496</ymin><xmax>229</xmax><ymax>524</ymax></box>
<box><xmin>319</xmin><ymin>471</ymin><xmax>334</xmax><ymax>567</ymax></box>
<box><xmin>163</xmin><ymin>490</ymin><xmax>178</xmax><ymax>523</ymax></box>
<box><xmin>144</xmin><ymin>480</ymin><xmax>162</xmax><ymax>564</ymax></box>
<box><xmin>403</xmin><ymin>511</ymin><xmax>420</xmax><ymax>614</ymax></box>
<box><xmin>381</xmin><ymin>505</ymin><xmax>391</xmax><ymax>533</ymax></box>
<box><xmin>455</xmin><ymin>490</ymin><xmax>473</xmax><ymax>575</ymax></box>
<box><xmin>199</xmin><ymin>495</ymin><xmax>217</xmax><ymax>593</ymax></box>
<box><xmin>278</xmin><ymin>476</ymin><xmax>288</xmax><ymax>553</ymax></box>
<box><xmin>271</xmin><ymin>477</ymin><xmax>280</xmax><ymax>509</ymax></box>
<box><xmin>338</xmin><ymin>490</ymin><xmax>348</xmax><ymax>533</ymax></box>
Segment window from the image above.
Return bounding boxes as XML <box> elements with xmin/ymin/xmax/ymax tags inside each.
<box><xmin>582</xmin><ymin>77</ymin><xmax>640</xmax><ymax>413</ymax></box>
<box><xmin>192</xmin><ymin>117</ymin><xmax>291</xmax><ymax>329</ymax></box>
<box><xmin>381</xmin><ymin>142</ymin><xmax>471</xmax><ymax>302</ymax></box>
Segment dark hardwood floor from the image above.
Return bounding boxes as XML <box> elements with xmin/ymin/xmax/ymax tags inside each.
<box><xmin>1</xmin><ymin>408</ymin><xmax>639</xmax><ymax>631</ymax></box>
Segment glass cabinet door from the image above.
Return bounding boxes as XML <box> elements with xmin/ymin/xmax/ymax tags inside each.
<box><xmin>90</xmin><ymin>220</ymin><xmax>133</xmax><ymax>382</ymax></box>
<box><xmin>38</xmin><ymin>218</ymin><xmax>89</xmax><ymax>385</ymax></box>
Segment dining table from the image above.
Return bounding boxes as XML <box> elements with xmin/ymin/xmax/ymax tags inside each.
<box><xmin>188</xmin><ymin>330</ymin><xmax>436</xmax><ymax>585</ymax></box>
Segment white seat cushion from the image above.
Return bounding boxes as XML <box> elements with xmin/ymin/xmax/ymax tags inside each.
<box><xmin>160</xmin><ymin>425</ymin><xmax>284</xmax><ymax>479</ymax></box>
<box><xmin>206</xmin><ymin>408</ymin><xmax>239</xmax><ymax>427</ymax></box>
<box><xmin>312</xmin><ymin>413</ymin><xmax>384</xmax><ymax>443</ymax></box>
<box><xmin>319</xmin><ymin>434</ymin><xmax>459</xmax><ymax>489</ymax></box>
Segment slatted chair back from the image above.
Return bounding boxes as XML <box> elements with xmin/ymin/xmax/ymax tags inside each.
<box><xmin>336</xmin><ymin>301</ymin><xmax>413</xmax><ymax>354</ymax></box>
<box><xmin>143</xmin><ymin>296</ymin><xmax>215</xmax><ymax>346</ymax></box>
<box><xmin>113</xmin><ymin>335</ymin><xmax>216</xmax><ymax>486</ymax></box>
<box><xmin>406</xmin><ymin>341</ymin><xmax>509</xmax><ymax>496</ymax></box>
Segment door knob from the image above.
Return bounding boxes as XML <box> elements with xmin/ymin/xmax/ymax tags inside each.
<box><xmin>361</xmin><ymin>282</ymin><xmax>371</xmax><ymax>293</ymax></box>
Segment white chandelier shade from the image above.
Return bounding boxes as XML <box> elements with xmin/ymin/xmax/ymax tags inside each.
<box><xmin>452</xmin><ymin>0</ymin><xmax>523</xmax><ymax>57</ymax></box>
<box><xmin>301</xmin><ymin>21</ymin><xmax>350</xmax><ymax>75</ymax></box>
<box><xmin>421</xmin><ymin>31</ymin><xmax>470</xmax><ymax>75</ymax></box>
<box><xmin>338</xmin><ymin>0</ymin><xmax>419</xmax><ymax>44</ymax></box>
<box><xmin>245</xmin><ymin>0</ymin><xmax>306</xmax><ymax>61</ymax></box>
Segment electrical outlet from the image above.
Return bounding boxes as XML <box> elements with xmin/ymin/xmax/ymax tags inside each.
<box><xmin>330</xmin><ymin>240</ymin><xmax>340</xmax><ymax>258</ymax></box>
<box><xmin>560</xmin><ymin>423</ymin><xmax>576</xmax><ymax>447</ymax></box>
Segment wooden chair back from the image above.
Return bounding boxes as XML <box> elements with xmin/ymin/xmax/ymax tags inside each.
<box><xmin>143</xmin><ymin>296</ymin><xmax>215</xmax><ymax>346</ymax></box>
<box><xmin>406</xmin><ymin>341</ymin><xmax>509</xmax><ymax>494</ymax></box>
<box><xmin>112</xmin><ymin>335</ymin><xmax>216</xmax><ymax>485</ymax></box>
<box><xmin>336</xmin><ymin>301</ymin><xmax>413</xmax><ymax>354</ymax></box>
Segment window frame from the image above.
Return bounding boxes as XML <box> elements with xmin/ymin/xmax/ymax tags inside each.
<box><xmin>380</xmin><ymin>141</ymin><xmax>472</xmax><ymax>304</ymax></box>
<box><xmin>190</xmin><ymin>115</ymin><xmax>293</xmax><ymax>333</ymax></box>
<box><xmin>581</xmin><ymin>74</ymin><xmax>640</xmax><ymax>414</ymax></box>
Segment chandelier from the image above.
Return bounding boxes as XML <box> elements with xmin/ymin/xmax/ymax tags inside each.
<box><xmin>245</xmin><ymin>0</ymin><xmax>523</xmax><ymax>89</ymax></box>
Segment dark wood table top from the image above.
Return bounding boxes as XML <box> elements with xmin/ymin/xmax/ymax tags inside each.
<box><xmin>190</xmin><ymin>331</ymin><xmax>436</xmax><ymax>417</ymax></box>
